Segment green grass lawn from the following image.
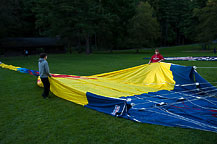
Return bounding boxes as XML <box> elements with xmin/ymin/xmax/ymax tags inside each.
<box><xmin>0</xmin><ymin>45</ymin><xmax>217</xmax><ymax>144</ymax></box>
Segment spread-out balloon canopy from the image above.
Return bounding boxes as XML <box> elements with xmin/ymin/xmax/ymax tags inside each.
<box><xmin>1</xmin><ymin>62</ymin><xmax>217</xmax><ymax>133</ymax></box>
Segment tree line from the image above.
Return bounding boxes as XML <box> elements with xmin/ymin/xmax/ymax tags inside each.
<box><xmin>0</xmin><ymin>0</ymin><xmax>217</xmax><ymax>54</ymax></box>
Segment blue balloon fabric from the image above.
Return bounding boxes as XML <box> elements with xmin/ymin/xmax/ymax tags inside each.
<box><xmin>84</xmin><ymin>64</ymin><xmax>217</xmax><ymax>133</ymax></box>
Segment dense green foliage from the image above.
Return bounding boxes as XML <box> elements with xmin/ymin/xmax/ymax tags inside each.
<box><xmin>0</xmin><ymin>45</ymin><xmax>217</xmax><ymax>144</ymax></box>
<box><xmin>194</xmin><ymin>0</ymin><xmax>217</xmax><ymax>42</ymax></box>
<box><xmin>128</xmin><ymin>2</ymin><xmax>160</xmax><ymax>52</ymax></box>
<box><xmin>0</xmin><ymin>0</ymin><xmax>36</xmax><ymax>38</ymax></box>
<box><xmin>0</xmin><ymin>0</ymin><xmax>217</xmax><ymax>53</ymax></box>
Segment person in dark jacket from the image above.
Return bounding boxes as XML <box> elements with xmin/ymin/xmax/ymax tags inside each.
<box><xmin>38</xmin><ymin>53</ymin><xmax>52</xmax><ymax>98</ymax></box>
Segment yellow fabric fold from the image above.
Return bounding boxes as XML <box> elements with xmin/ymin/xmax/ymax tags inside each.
<box><xmin>0</xmin><ymin>63</ymin><xmax>20</xmax><ymax>71</ymax></box>
<box><xmin>39</xmin><ymin>62</ymin><xmax>175</xmax><ymax>105</ymax></box>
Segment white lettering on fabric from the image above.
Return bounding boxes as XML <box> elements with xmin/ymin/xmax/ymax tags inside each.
<box><xmin>112</xmin><ymin>105</ymin><xmax>120</xmax><ymax>115</ymax></box>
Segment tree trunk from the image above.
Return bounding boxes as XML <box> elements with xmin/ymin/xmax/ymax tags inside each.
<box><xmin>202</xmin><ymin>43</ymin><xmax>206</xmax><ymax>50</ymax></box>
<box><xmin>95</xmin><ymin>33</ymin><xmax>98</xmax><ymax>50</ymax></box>
<box><xmin>68</xmin><ymin>42</ymin><xmax>72</xmax><ymax>54</ymax></box>
<box><xmin>77</xmin><ymin>36</ymin><xmax>82</xmax><ymax>53</ymax></box>
<box><xmin>162</xmin><ymin>22</ymin><xmax>168</xmax><ymax>46</ymax></box>
<box><xmin>86</xmin><ymin>35</ymin><xmax>90</xmax><ymax>54</ymax></box>
<box><xmin>136</xmin><ymin>48</ymin><xmax>139</xmax><ymax>53</ymax></box>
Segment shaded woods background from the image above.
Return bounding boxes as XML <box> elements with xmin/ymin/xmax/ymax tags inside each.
<box><xmin>0</xmin><ymin>0</ymin><xmax>217</xmax><ymax>54</ymax></box>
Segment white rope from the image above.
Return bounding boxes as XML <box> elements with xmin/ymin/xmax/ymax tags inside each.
<box><xmin>141</xmin><ymin>81</ymin><xmax>217</xmax><ymax>86</ymax></box>
<box><xmin>160</xmin><ymin>107</ymin><xmax>217</xmax><ymax>129</ymax></box>
<box><xmin>131</xmin><ymin>93</ymin><xmax>217</xmax><ymax>108</ymax></box>
<box><xmin>197</xmin><ymin>67</ymin><xmax>217</xmax><ymax>69</ymax></box>
<box><xmin>134</xmin><ymin>89</ymin><xmax>217</xmax><ymax>105</ymax></box>
<box><xmin>124</xmin><ymin>83</ymin><xmax>217</xmax><ymax>110</ymax></box>
<box><xmin>127</xmin><ymin>85</ymin><xmax>217</xmax><ymax>108</ymax></box>
<box><xmin>128</xmin><ymin>85</ymin><xmax>217</xmax><ymax>101</ymax></box>
<box><xmin>165</xmin><ymin>92</ymin><xmax>217</xmax><ymax>108</ymax></box>
<box><xmin>175</xmin><ymin>82</ymin><xmax>199</xmax><ymax>87</ymax></box>
<box><xmin>184</xmin><ymin>95</ymin><xmax>217</xmax><ymax>110</ymax></box>
<box><xmin>175</xmin><ymin>124</ymin><xmax>216</xmax><ymax>133</ymax></box>
<box><xmin>131</xmin><ymin>106</ymin><xmax>217</xmax><ymax>130</ymax></box>
<box><xmin>175</xmin><ymin>82</ymin><xmax>217</xmax><ymax>86</ymax></box>
<box><xmin>172</xmin><ymin>88</ymin><xmax>217</xmax><ymax>97</ymax></box>
<box><xmin>129</xmin><ymin>94</ymin><xmax>216</xmax><ymax>108</ymax></box>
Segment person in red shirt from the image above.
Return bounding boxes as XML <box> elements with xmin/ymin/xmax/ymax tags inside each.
<box><xmin>148</xmin><ymin>49</ymin><xmax>164</xmax><ymax>64</ymax></box>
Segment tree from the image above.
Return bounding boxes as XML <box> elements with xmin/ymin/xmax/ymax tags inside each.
<box><xmin>2</xmin><ymin>0</ymin><xmax>213</xmax><ymax>52</ymax></box>
<box><xmin>0</xmin><ymin>0</ymin><xmax>14</xmax><ymax>38</ymax></box>
<box><xmin>0</xmin><ymin>0</ymin><xmax>37</xmax><ymax>38</ymax></box>
<box><xmin>33</xmin><ymin>0</ymin><xmax>100</xmax><ymax>54</ymax></box>
<box><xmin>97</xmin><ymin>0</ymin><xmax>136</xmax><ymax>51</ymax></box>
<box><xmin>154</xmin><ymin>0</ymin><xmax>195</xmax><ymax>46</ymax></box>
<box><xmin>194</xmin><ymin>0</ymin><xmax>217</xmax><ymax>42</ymax></box>
<box><xmin>194</xmin><ymin>0</ymin><xmax>208</xmax><ymax>8</ymax></box>
<box><xmin>128</xmin><ymin>1</ymin><xmax>160</xmax><ymax>52</ymax></box>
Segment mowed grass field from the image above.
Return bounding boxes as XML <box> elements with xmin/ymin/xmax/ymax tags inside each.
<box><xmin>0</xmin><ymin>44</ymin><xmax>217</xmax><ymax>144</ymax></box>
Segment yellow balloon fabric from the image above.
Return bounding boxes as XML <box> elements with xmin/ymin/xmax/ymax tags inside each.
<box><xmin>3</xmin><ymin>61</ymin><xmax>217</xmax><ymax>133</ymax></box>
<box><xmin>0</xmin><ymin>63</ymin><xmax>20</xmax><ymax>71</ymax></box>
<box><xmin>1</xmin><ymin>61</ymin><xmax>175</xmax><ymax>106</ymax></box>
<box><xmin>44</xmin><ymin>62</ymin><xmax>175</xmax><ymax>106</ymax></box>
